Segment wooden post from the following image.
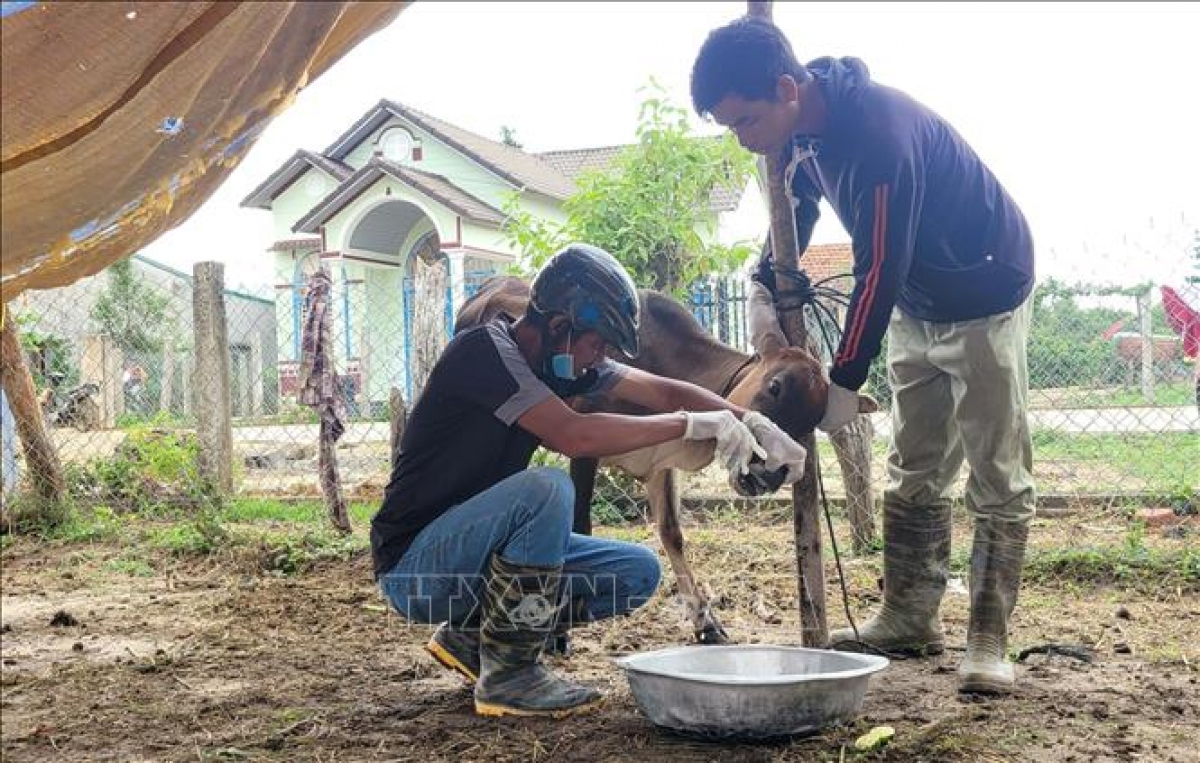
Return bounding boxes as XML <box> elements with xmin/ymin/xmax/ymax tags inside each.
<box><xmin>192</xmin><ymin>263</ymin><xmax>234</xmax><ymax>494</ymax></box>
<box><xmin>0</xmin><ymin>305</ymin><xmax>66</xmax><ymax>507</ymax></box>
<box><xmin>831</xmin><ymin>418</ymin><xmax>877</xmax><ymax>552</ymax></box>
<box><xmin>746</xmin><ymin>0</ymin><xmax>828</xmax><ymax>647</ymax></box>
<box><xmin>81</xmin><ymin>334</ymin><xmax>122</xmax><ymax>428</ymax></box>
<box><xmin>318</xmin><ymin>418</ymin><xmax>350</xmax><ymax>534</ymax></box>
<box><xmin>159</xmin><ymin>341</ymin><xmax>175</xmax><ymax>414</ymax></box>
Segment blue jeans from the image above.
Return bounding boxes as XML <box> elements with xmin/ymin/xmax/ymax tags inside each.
<box><xmin>378</xmin><ymin>467</ymin><xmax>661</xmax><ymax>626</ymax></box>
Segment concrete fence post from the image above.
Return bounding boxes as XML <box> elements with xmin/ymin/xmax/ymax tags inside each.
<box><xmin>192</xmin><ymin>262</ymin><xmax>233</xmax><ymax>494</ymax></box>
<box><xmin>1138</xmin><ymin>288</ymin><xmax>1154</xmax><ymax>403</ymax></box>
<box><xmin>81</xmin><ymin>334</ymin><xmax>123</xmax><ymax>428</ymax></box>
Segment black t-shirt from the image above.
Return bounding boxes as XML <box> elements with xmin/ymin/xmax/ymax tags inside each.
<box><xmin>370</xmin><ymin>317</ymin><xmax>626</xmax><ymax>578</ymax></box>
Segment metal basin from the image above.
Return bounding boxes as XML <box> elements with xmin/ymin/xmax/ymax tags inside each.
<box><xmin>616</xmin><ymin>644</ymin><xmax>889</xmax><ymax>741</ymax></box>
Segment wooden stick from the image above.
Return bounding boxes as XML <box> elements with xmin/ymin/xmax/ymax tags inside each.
<box><xmin>745</xmin><ymin>0</ymin><xmax>828</xmax><ymax>647</ymax></box>
<box><xmin>0</xmin><ymin>303</ymin><xmax>66</xmax><ymax>514</ymax></box>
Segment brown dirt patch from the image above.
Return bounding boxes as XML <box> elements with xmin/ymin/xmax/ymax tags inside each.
<box><xmin>2</xmin><ymin>510</ymin><xmax>1197</xmax><ymax>762</ymax></box>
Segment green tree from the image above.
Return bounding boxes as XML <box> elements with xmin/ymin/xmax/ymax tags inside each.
<box><xmin>1029</xmin><ymin>278</ymin><xmax>1131</xmax><ymax>389</ymax></box>
<box><xmin>503</xmin><ymin>82</ymin><xmax>758</xmax><ymax>296</ymax></box>
<box><xmin>499</xmin><ymin>125</ymin><xmax>523</xmax><ymax>149</ymax></box>
<box><xmin>16</xmin><ymin>311</ymin><xmax>77</xmax><ymax>388</ymax></box>
<box><xmin>89</xmin><ymin>258</ymin><xmax>170</xmax><ymax>355</ymax></box>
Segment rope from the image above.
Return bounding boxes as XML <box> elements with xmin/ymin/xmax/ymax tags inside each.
<box><xmin>770</xmin><ymin>266</ymin><xmax>854</xmax><ymax>362</ymax></box>
<box><xmin>719</xmin><ymin>354</ymin><xmax>760</xmax><ymax>398</ymax></box>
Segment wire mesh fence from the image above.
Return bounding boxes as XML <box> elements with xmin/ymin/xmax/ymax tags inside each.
<box><xmin>2</xmin><ymin>227</ymin><xmax>1197</xmax><ymax>527</ymax></box>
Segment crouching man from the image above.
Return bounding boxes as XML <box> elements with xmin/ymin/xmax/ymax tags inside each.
<box><xmin>371</xmin><ymin>243</ymin><xmax>808</xmax><ymax>718</ymax></box>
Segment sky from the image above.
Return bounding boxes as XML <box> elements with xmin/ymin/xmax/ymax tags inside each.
<box><xmin>141</xmin><ymin>1</ymin><xmax>1200</xmax><ymax>293</ymax></box>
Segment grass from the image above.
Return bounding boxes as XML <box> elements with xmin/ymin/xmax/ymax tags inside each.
<box><xmin>1031</xmin><ymin>430</ymin><xmax>1199</xmax><ymax>495</ymax></box>
<box><xmin>106</xmin><ymin>556</ymin><xmax>156</xmax><ymax>577</ymax></box>
<box><xmin>1034</xmin><ymin>381</ymin><xmax>1196</xmax><ymax>409</ymax></box>
<box><xmin>221</xmin><ymin>498</ymin><xmax>377</xmax><ymax>526</ymax></box>
<box><xmin>1023</xmin><ymin>544</ymin><xmax>1200</xmax><ymax>590</ymax></box>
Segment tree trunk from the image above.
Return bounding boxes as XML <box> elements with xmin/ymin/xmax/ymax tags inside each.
<box><xmin>0</xmin><ymin>305</ymin><xmax>66</xmax><ymax>512</ymax></box>
<box><xmin>747</xmin><ymin>0</ymin><xmax>827</xmax><ymax>648</ymax></box>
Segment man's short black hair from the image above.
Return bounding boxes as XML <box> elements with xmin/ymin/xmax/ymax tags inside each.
<box><xmin>690</xmin><ymin>15</ymin><xmax>810</xmax><ymax>117</ymax></box>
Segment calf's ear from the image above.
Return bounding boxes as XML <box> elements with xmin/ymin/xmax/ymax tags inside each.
<box><xmin>748</xmin><ymin>281</ymin><xmax>788</xmax><ymax>355</ymax></box>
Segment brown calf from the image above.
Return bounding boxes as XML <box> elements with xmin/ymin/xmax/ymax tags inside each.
<box><xmin>454</xmin><ymin>276</ymin><xmax>863</xmax><ymax>642</ymax></box>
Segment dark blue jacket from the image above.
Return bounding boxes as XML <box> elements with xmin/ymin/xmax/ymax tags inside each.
<box><xmin>779</xmin><ymin>57</ymin><xmax>1035</xmax><ymax>391</ymax></box>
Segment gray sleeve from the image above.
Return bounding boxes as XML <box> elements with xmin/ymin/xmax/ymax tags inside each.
<box><xmin>490</xmin><ymin>327</ymin><xmax>555</xmax><ymax>426</ymax></box>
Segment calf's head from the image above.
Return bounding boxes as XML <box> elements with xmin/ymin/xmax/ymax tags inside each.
<box><xmin>724</xmin><ymin>281</ymin><xmax>828</xmax><ymax>439</ymax></box>
<box><xmin>728</xmin><ymin>281</ymin><xmax>878</xmax><ymax>441</ymax></box>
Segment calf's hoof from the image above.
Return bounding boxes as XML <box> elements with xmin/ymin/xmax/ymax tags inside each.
<box><xmin>695</xmin><ymin>620</ymin><xmax>729</xmax><ymax>644</ymax></box>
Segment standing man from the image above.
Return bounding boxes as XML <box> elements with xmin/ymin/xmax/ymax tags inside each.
<box><xmin>372</xmin><ymin>243</ymin><xmax>808</xmax><ymax>718</ymax></box>
<box><xmin>691</xmin><ymin>16</ymin><xmax>1036</xmax><ymax>695</ymax></box>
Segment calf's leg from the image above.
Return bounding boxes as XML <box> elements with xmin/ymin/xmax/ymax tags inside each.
<box><xmin>569</xmin><ymin>457</ymin><xmax>598</xmax><ymax>536</ymax></box>
<box><xmin>647</xmin><ymin>468</ymin><xmax>728</xmax><ymax>644</ymax></box>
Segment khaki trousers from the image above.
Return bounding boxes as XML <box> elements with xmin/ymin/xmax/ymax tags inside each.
<box><xmin>884</xmin><ymin>298</ymin><xmax>1036</xmax><ymax>523</ymax></box>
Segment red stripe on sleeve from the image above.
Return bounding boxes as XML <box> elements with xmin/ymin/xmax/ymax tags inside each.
<box><xmin>838</xmin><ymin>184</ymin><xmax>888</xmax><ymax>365</ymax></box>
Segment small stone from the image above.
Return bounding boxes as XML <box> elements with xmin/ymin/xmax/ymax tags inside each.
<box><xmin>1136</xmin><ymin>508</ymin><xmax>1176</xmax><ymax>528</ymax></box>
<box><xmin>1113</xmin><ymin>641</ymin><xmax>1132</xmax><ymax>654</ymax></box>
<box><xmin>49</xmin><ymin>610</ymin><xmax>79</xmax><ymax>628</ymax></box>
<box><xmin>1114</xmin><ymin>605</ymin><xmax>1132</xmax><ymax>620</ymax></box>
<box><xmin>72</xmin><ymin>642</ymin><xmax>84</xmax><ymax>652</ymax></box>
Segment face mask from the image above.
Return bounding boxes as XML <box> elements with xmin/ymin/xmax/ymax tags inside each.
<box><xmin>548</xmin><ymin>325</ymin><xmax>575</xmax><ymax>380</ymax></box>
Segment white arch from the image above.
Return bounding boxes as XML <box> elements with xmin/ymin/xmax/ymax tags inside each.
<box><xmin>338</xmin><ymin>195</ymin><xmax>445</xmax><ymax>256</ymax></box>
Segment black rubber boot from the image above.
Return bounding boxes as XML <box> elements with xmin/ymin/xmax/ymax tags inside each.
<box><xmin>830</xmin><ymin>502</ymin><xmax>951</xmax><ymax>656</ymax></box>
<box><xmin>424</xmin><ymin>623</ymin><xmax>480</xmax><ymax>682</ymax></box>
<box><xmin>474</xmin><ymin>555</ymin><xmax>603</xmax><ymax>718</ymax></box>
<box><xmin>545</xmin><ymin>597</ymin><xmax>591</xmax><ymax>658</ymax></box>
<box><xmin>958</xmin><ymin>518</ymin><xmax>1029</xmax><ymax>694</ymax></box>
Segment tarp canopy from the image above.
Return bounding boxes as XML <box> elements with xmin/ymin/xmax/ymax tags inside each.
<box><xmin>1</xmin><ymin>0</ymin><xmax>406</xmax><ymax>301</ymax></box>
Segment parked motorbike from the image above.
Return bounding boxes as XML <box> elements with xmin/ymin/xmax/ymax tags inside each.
<box><xmin>40</xmin><ymin>373</ymin><xmax>101</xmax><ymax>431</ymax></box>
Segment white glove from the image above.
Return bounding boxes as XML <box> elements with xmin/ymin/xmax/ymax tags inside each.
<box><xmin>741</xmin><ymin>411</ymin><xmax>808</xmax><ymax>484</ymax></box>
<box><xmin>817</xmin><ymin>382</ymin><xmax>859</xmax><ymax>433</ymax></box>
<box><xmin>684</xmin><ymin>410</ymin><xmax>765</xmax><ymax>475</ymax></box>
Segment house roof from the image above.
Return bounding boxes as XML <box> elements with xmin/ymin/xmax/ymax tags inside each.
<box><xmin>239</xmin><ymin>149</ymin><xmax>353</xmax><ymax>209</ymax></box>
<box><xmin>536</xmin><ymin>143</ymin><xmax>744</xmax><ymax>213</ymax></box>
<box><xmin>322</xmin><ymin>99</ymin><xmax>577</xmax><ymax>200</ymax></box>
<box><xmin>292</xmin><ymin>157</ymin><xmax>505</xmax><ymax>235</ymax></box>
<box><xmin>801</xmin><ymin>243</ymin><xmax>854</xmax><ymax>285</ymax></box>
<box><xmin>268</xmin><ymin>237</ymin><xmax>322</xmax><ymax>252</ymax></box>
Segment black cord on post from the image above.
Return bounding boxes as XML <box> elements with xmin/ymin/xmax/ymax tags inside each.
<box><xmin>769</xmin><ymin>265</ymin><xmax>905</xmax><ymax>660</ymax></box>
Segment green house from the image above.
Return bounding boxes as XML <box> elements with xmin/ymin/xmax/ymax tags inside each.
<box><xmin>241</xmin><ymin>100</ymin><xmax>752</xmax><ymax>417</ymax></box>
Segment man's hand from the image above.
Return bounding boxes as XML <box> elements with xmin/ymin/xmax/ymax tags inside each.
<box><xmin>684</xmin><ymin>410</ymin><xmax>765</xmax><ymax>475</ymax></box>
<box><xmin>817</xmin><ymin>382</ymin><xmax>860</xmax><ymax>433</ymax></box>
<box><xmin>741</xmin><ymin>411</ymin><xmax>808</xmax><ymax>484</ymax></box>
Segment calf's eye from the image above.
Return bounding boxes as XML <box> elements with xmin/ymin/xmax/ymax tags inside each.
<box><xmin>768</xmin><ymin>378</ymin><xmax>781</xmax><ymax>397</ymax></box>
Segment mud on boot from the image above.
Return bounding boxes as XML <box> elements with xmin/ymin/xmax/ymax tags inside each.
<box><xmin>829</xmin><ymin>603</ymin><xmax>946</xmax><ymax>657</ymax></box>
<box><xmin>958</xmin><ymin>518</ymin><xmax>1028</xmax><ymax>695</ymax></box>
<box><xmin>474</xmin><ymin>555</ymin><xmax>602</xmax><ymax>718</ymax></box>
<box><xmin>425</xmin><ymin>623</ymin><xmax>480</xmax><ymax>682</ymax></box>
<box><xmin>830</xmin><ymin>502</ymin><xmax>951</xmax><ymax>657</ymax></box>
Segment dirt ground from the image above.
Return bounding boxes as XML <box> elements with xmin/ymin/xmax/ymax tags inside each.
<box><xmin>2</xmin><ymin>507</ymin><xmax>1197</xmax><ymax>762</ymax></box>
